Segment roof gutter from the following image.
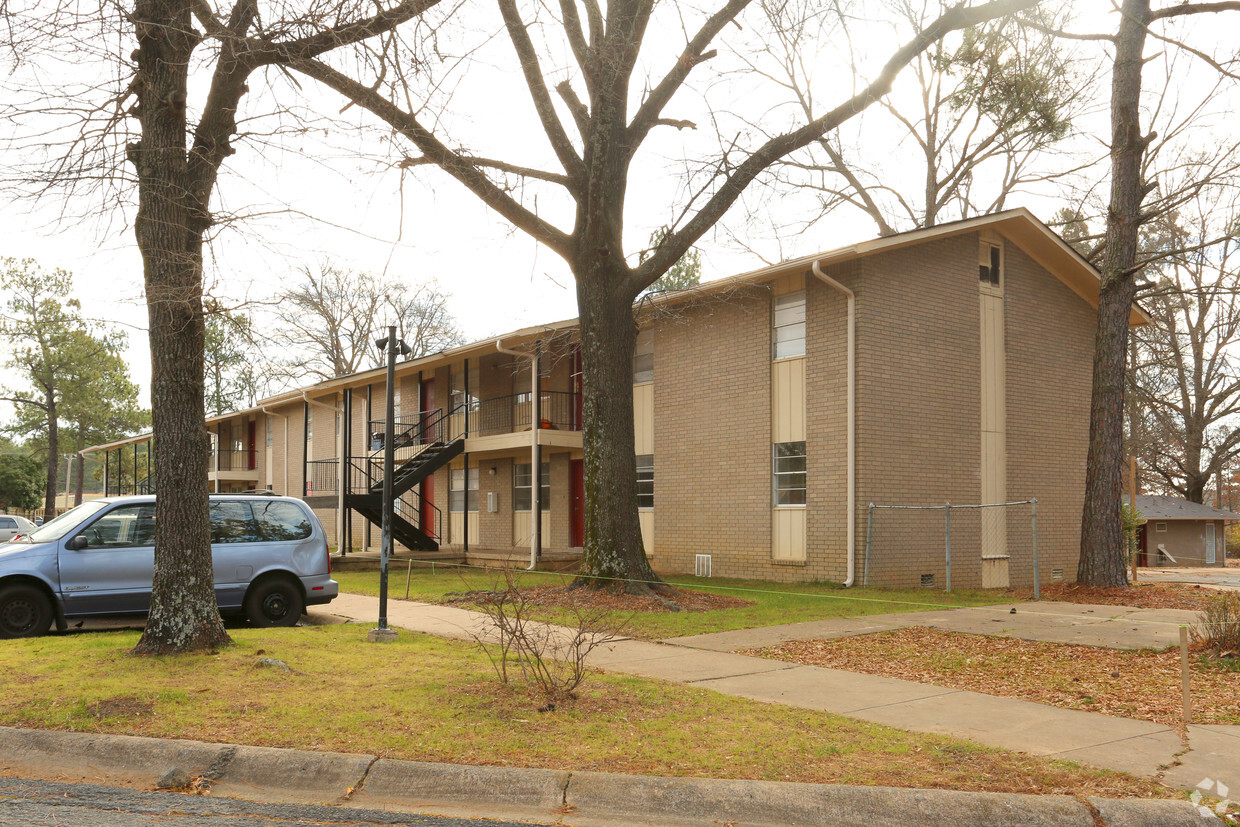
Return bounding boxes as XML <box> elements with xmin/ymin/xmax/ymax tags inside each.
<box><xmin>811</xmin><ymin>260</ymin><xmax>856</xmax><ymax>587</ymax></box>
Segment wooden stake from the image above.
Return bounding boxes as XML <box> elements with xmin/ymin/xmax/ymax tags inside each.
<box><xmin>405</xmin><ymin>559</ymin><xmax>413</xmax><ymax>600</ymax></box>
<box><xmin>1180</xmin><ymin>625</ymin><xmax>1191</xmax><ymax>725</ymax></box>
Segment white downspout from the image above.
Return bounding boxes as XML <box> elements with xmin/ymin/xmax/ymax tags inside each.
<box><xmin>302</xmin><ymin>391</ymin><xmax>345</xmax><ymax>555</ymax></box>
<box><xmin>259</xmin><ymin>404</ymin><xmax>289</xmax><ymax>497</ymax></box>
<box><xmin>495</xmin><ymin>337</ymin><xmax>540</xmax><ymax>570</ymax></box>
<box><xmin>811</xmin><ymin>261</ymin><xmax>857</xmax><ymax>587</ymax></box>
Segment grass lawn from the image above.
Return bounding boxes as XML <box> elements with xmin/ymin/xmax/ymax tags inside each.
<box><xmin>0</xmin><ymin>624</ymin><xmax>1162</xmax><ymax>798</ymax></box>
<box><xmin>749</xmin><ymin>627</ymin><xmax>1240</xmax><ymax>727</ymax></box>
<box><xmin>332</xmin><ymin>565</ymin><xmax>1011</xmax><ymax>638</ymax></box>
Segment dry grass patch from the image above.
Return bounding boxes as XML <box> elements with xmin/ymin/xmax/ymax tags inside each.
<box><xmin>1009</xmin><ymin>581</ymin><xmax>1222</xmax><ymax>611</ymax></box>
<box><xmin>0</xmin><ymin>625</ymin><xmax>1164</xmax><ymax>798</ymax></box>
<box><xmin>750</xmin><ymin>627</ymin><xmax>1240</xmax><ymax>727</ymax></box>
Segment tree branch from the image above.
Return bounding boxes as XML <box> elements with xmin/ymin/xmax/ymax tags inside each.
<box><xmin>399</xmin><ymin>154</ymin><xmax>569</xmax><ymax>187</ymax></box>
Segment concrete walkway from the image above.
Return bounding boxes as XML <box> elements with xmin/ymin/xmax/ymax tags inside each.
<box><xmin>320</xmin><ymin>593</ymin><xmax>1240</xmax><ymax>796</ymax></box>
<box><xmin>1138</xmin><ymin>566</ymin><xmax>1240</xmax><ymax>591</ymax></box>
<box><xmin>666</xmin><ymin>601</ymin><xmax>1200</xmax><ymax>652</ymax></box>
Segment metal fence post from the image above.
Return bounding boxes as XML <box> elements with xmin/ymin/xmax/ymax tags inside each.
<box><xmin>1031</xmin><ymin>498</ymin><xmax>1040</xmax><ymax>600</ymax></box>
<box><xmin>865</xmin><ymin>503</ymin><xmax>874</xmax><ymax>587</ymax></box>
<box><xmin>944</xmin><ymin>502</ymin><xmax>952</xmax><ymax>593</ymax></box>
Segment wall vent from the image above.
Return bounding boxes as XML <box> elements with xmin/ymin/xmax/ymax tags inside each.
<box><xmin>694</xmin><ymin>554</ymin><xmax>712</xmax><ymax>578</ymax></box>
<box><xmin>1051</xmin><ymin>568</ymin><xmax>1064</xmax><ymax>582</ymax></box>
<box><xmin>920</xmin><ymin>573</ymin><xmax>935</xmax><ymax>588</ymax></box>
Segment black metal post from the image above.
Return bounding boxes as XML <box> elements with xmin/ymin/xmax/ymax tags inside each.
<box><xmin>104</xmin><ymin>451</ymin><xmax>110</xmax><ymax>496</ymax></box>
<box><xmin>371</xmin><ymin>326</ymin><xmax>406</xmax><ymax>642</ymax></box>
<box><xmin>343</xmin><ymin>387</ymin><xmax>352</xmax><ymax>556</ymax></box>
<box><xmin>463</xmin><ymin>359</ymin><xmax>469</xmax><ymax>554</ymax></box>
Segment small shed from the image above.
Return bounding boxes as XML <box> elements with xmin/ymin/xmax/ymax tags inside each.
<box><xmin>1125</xmin><ymin>494</ymin><xmax>1238</xmax><ymax>567</ymax></box>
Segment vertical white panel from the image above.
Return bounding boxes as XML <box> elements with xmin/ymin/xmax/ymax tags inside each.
<box><xmin>772</xmin><ymin>358</ymin><xmax>806</xmax><ymax>443</ymax></box>
<box><xmin>980</xmin><ymin>286</ymin><xmax>1008</xmax><ymax>576</ymax></box>
<box><xmin>633</xmin><ymin>384</ymin><xmax>654</xmax><ymax>455</ymax></box>
<box><xmin>638</xmin><ymin>510</ymin><xmax>655</xmax><ymax>556</ymax></box>
<box><xmin>449</xmin><ymin>512</ymin><xmax>464</xmax><ymax>543</ymax></box>
<box><xmin>1206</xmin><ymin>523</ymin><xmax>1217</xmax><ymax>565</ymax></box>
<box><xmin>772</xmin><ymin>509</ymin><xmax>806</xmax><ymax>561</ymax></box>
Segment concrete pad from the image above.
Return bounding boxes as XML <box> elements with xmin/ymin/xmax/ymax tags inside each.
<box><xmin>355</xmin><ymin>757</ymin><xmax>568</xmax><ymax>815</ymax></box>
<box><xmin>565</xmin><ymin>771</ymin><xmax>1099</xmax><ymax>827</ymax></box>
<box><xmin>208</xmin><ymin>744</ymin><xmax>375</xmax><ymax>805</ymax></box>
<box><xmin>855</xmin><ymin>692</ymin><xmax>1175</xmax><ymax>758</ymax></box>
<box><xmin>587</xmin><ymin>638</ymin><xmax>682</xmax><ymax>667</ymax></box>
<box><xmin>0</xmin><ymin>726</ymin><xmax>224</xmax><ymax>788</ymax></box>
<box><xmin>994</xmin><ymin>624</ymin><xmax>1178</xmax><ymax>650</ymax></box>
<box><xmin>693</xmin><ymin>665</ymin><xmax>958</xmax><ymax>714</ymax></box>
<box><xmin>1163</xmin><ymin>726</ymin><xmax>1240</xmax><ymax>794</ymax></box>
<box><xmin>1195</xmin><ymin>724</ymin><xmax>1240</xmax><ymax>740</ymax></box>
<box><xmin>1052</xmin><ymin>730</ymin><xmax>1186</xmax><ymax>777</ymax></box>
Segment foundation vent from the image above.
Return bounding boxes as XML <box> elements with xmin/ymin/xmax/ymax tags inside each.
<box><xmin>694</xmin><ymin>554</ymin><xmax>712</xmax><ymax>578</ymax></box>
<box><xmin>1052</xmin><ymin>568</ymin><xmax>1064</xmax><ymax>582</ymax></box>
<box><xmin>920</xmin><ymin>573</ymin><xmax>935</xmax><ymax>588</ymax></box>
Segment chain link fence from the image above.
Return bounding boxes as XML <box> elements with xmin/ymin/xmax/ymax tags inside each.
<box><xmin>864</xmin><ymin>500</ymin><xmax>1041</xmax><ymax>595</ymax></box>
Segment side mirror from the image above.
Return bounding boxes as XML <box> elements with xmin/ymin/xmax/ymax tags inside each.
<box><xmin>65</xmin><ymin>535</ymin><xmax>87</xmax><ymax>551</ymax></box>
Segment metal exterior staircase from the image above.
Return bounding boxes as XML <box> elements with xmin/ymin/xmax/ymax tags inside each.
<box><xmin>345</xmin><ymin>405</ymin><xmax>464</xmax><ymax>553</ymax></box>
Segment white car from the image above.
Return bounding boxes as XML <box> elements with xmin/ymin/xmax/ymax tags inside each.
<box><xmin>0</xmin><ymin>515</ymin><xmax>37</xmax><ymax>543</ymax></box>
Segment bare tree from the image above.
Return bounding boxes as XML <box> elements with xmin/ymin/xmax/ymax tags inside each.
<box><xmin>1042</xmin><ymin>0</ymin><xmax>1240</xmax><ymax>587</ymax></box>
<box><xmin>290</xmin><ymin>0</ymin><xmax>1038</xmax><ymax>596</ymax></box>
<box><xmin>1</xmin><ymin>0</ymin><xmax>448</xmax><ymax>652</ymax></box>
<box><xmin>271</xmin><ymin>262</ymin><xmax>464</xmax><ymax>382</ymax></box>
<box><xmin>1129</xmin><ymin>195</ymin><xmax>1240</xmax><ymax>503</ymax></box>
<box><xmin>752</xmin><ymin>2</ymin><xmax>1090</xmax><ymax>238</ymax></box>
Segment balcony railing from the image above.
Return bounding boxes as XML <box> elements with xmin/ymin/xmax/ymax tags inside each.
<box><xmin>305</xmin><ymin>458</ymin><xmax>339</xmax><ymax>497</ymax></box>
<box><xmin>211</xmin><ymin>449</ymin><xmax>257</xmax><ymax>472</ymax></box>
<box><xmin>365</xmin><ymin>391</ymin><xmax>582</xmax><ymax>449</ymax></box>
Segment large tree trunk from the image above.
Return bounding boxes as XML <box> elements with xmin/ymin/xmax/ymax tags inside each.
<box><xmin>1078</xmin><ymin>0</ymin><xmax>1150</xmax><ymax>587</ymax></box>
<box><xmin>73</xmin><ymin>436</ymin><xmax>85</xmax><ymax>507</ymax></box>
<box><xmin>129</xmin><ymin>0</ymin><xmax>230</xmax><ymax>655</ymax></box>
<box><xmin>573</xmin><ymin>264</ymin><xmax>663</xmax><ymax>596</ymax></box>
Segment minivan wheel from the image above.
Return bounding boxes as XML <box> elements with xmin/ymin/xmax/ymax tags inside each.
<box><xmin>0</xmin><ymin>585</ymin><xmax>53</xmax><ymax>639</ymax></box>
<box><xmin>244</xmin><ymin>578</ymin><xmax>304</xmax><ymax>628</ymax></box>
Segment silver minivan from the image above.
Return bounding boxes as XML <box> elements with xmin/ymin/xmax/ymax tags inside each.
<box><xmin>0</xmin><ymin>495</ymin><xmax>338</xmax><ymax>638</ymax></box>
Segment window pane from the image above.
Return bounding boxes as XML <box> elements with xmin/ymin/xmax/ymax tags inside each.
<box><xmin>210</xmin><ymin>501</ymin><xmax>261</xmax><ymax>543</ymax></box>
<box><xmin>636</xmin><ymin>454</ymin><xmax>654</xmax><ymax>509</ymax></box>
<box><xmin>83</xmin><ymin>504</ymin><xmax>156</xmax><ymax>548</ymax></box>
<box><xmin>253</xmin><ymin>501</ymin><xmax>313</xmax><ymax>541</ymax></box>
<box><xmin>772</xmin><ymin>442</ymin><xmax>806</xmax><ymax>507</ymax></box>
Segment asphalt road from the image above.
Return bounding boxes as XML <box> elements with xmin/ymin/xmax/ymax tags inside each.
<box><xmin>0</xmin><ymin>777</ymin><xmax>555</xmax><ymax>826</ymax></box>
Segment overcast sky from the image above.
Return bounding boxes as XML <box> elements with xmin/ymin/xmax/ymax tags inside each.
<box><xmin>1</xmin><ymin>1</ymin><xmax>1236</xmax><ymax>427</ymax></box>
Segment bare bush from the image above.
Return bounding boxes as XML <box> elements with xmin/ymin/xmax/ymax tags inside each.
<box><xmin>468</xmin><ymin>569</ymin><xmax>624</xmax><ymax>703</ymax></box>
<box><xmin>1194</xmin><ymin>592</ymin><xmax>1240</xmax><ymax>656</ymax></box>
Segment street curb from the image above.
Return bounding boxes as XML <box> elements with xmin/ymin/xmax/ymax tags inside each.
<box><xmin>0</xmin><ymin>726</ymin><xmax>1218</xmax><ymax>826</ymax></box>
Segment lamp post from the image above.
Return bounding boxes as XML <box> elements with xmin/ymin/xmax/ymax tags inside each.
<box><xmin>369</xmin><ymin>325</ymin><xmax>411</xmax><ymax>643</ymax></box>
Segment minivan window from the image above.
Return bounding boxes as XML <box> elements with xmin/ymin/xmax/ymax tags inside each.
<box><xmin>26</xmin><ymin>501</ymin><xmax>110</xmax><ymax>543</ymax></box>
<box><xmin>80</xmin><ymin>504</ymin><xmax>156</xmax><ymax>548</ymax></box>
<box><xmin>210</xmin><ymin>501</ymin><xmax>262</xmax><ymax>544</ymax></box>
<box><xmin>252</xmin><ymin>501</ymin><xmax>313</xmax><ymax>541</ymax></box>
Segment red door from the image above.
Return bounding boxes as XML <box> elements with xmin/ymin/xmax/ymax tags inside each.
<box><xmin>420</xmin><ymin>379</ymin><xmax>436</xmax><ymax>533</ymax></box>
<box><xmin>247</xmin><ymin>421</ymin><xmax>257</xmax><ymax>470</ymax></box>
<box><xmin>570</xmin><ymin>459</ymin><xmax>585</xmax><ymax>547</ymax></box>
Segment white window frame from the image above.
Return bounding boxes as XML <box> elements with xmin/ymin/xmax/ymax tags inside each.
<box><xmin>772</xmin><ymin>291</ymin><xmax>806</xmax><ymax>360</ymax></box>
<box><xmin>636</xmin><ymin>454</ymin><xmax>654</xmax><ymax>509</ymax></box>
<box><xmin>513</xmin><ymin>462</ymin><xmax>550</xmax><ymax>512</ymax></box>
<box><xmin>773</xmin><ymin>441</ymin><xmax>807</xmax><ymax>506</ymax></box>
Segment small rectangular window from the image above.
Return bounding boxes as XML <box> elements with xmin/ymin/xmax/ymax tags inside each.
<box><xmin>513</xmin><ymin>463</ymin><xmax>550</xmax><ymax>511</ymax></box>
<box><xmin>636</xmin><ymin>454</ymin><xmax>654</xmax><ymax>509</ymax></box>
<box><xmin>449</xmin><ymin>467</ymin><xmax>479</xmax><ymax>513</ymax></box>
<box><xmin>265</xmin><ymin>416</ymin><xmax>273</xmax><ymax>448</ymax></box>
<box><xmin>773</xmin><ymin>292</ymin><xmax>806</xmax><ymax>359</ymax></box>
<box><xmin>1156</xmin><ymin>522</ymin><xmax>1167</xmax><ymax>533</ymax></box>
<box><xmin>633</xmin><ymin>328</ymin><xmax>654</xmax><ymax>384</ymax></box>
<box><xmin>773</xmin><ymin>441</ymin><xmax>807</xmax><ymax>506</ymax></box>
<box><xmin>305</xmin><ymin>408</ymin><xmax>313</xmax><ymax>442</ymax></box>
<box><xmin>979</xmin><ymin>241</ymin><xmax>1002</xmax><ymax>287</ymax></box>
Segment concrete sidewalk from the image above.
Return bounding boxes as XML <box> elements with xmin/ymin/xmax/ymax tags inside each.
<box><xmin>323</xmin><ymin>593</ymin><xmax>1240</xmax><ymax>797</ymax></box>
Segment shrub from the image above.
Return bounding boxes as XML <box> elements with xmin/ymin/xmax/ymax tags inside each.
<box><xmin>1194</xmin><ymin>591</ymin><xmax>1240</xmax><ymax>655</ymax></box>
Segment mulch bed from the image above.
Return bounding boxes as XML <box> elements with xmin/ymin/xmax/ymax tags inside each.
<box><xmin>1008</xmin><ymin>581</ymin><xmax>1222</xmax><ymax>611</ymax></box>
<box><xmin>442</xmin><ymin>584</ymin><xmax>751</xmax><ymax>613</ymax></box>
<box><xmin>748</xmin><ymin>627</ymin><xmax>1240</xmax><ymax>728</ymax></box>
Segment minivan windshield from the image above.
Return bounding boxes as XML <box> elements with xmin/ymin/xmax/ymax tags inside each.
<box><xmin>25</xmin><ymin>501</ymin><xmax>111</xmax><ymax>543</ymax></box>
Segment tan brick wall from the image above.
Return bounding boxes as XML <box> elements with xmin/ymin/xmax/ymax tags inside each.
<box><xmin>652</xmin><ymin>286</ymin><xmax>773</xmax><ymax>580</ymax></box>
<box><xmin>478</xmin><ymin>457</ymin><xmax>513</xmax><ymax>547</ymax></box>
<box><xmin>1004</xmin><ymin>241</ymin><xmax>1095</xmax><ymax>587</ymax></box>
<box><xmin>854</xmin><ymin>236</ymin><xmax>984</xmax><ymax>588</ymax></box>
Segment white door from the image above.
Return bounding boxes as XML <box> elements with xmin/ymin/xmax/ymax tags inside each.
<box><xmin>1206</xmin><ymin>523</ymin><xmax>1217</xmax><ymax>565</ymax></box>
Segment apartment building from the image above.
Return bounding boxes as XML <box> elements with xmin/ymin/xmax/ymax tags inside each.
<box><xmin>86</xmin><ymin>209</ymin><xmax>1144</xmax><ymax>589</ymax></box>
